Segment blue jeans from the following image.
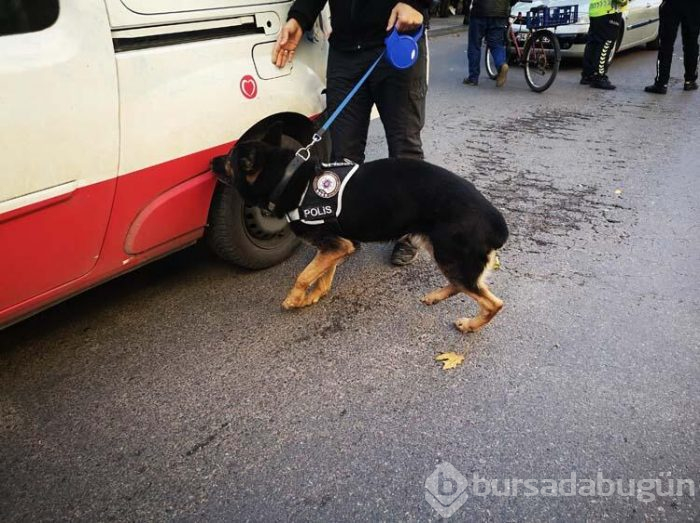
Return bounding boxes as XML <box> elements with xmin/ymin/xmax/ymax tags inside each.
<box><xmin>467</xmin><ymin>17</ymin><xmax>508</xmax><ymax>82</ymax></box>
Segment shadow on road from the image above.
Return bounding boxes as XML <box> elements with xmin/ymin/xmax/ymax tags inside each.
<box><xmin>0</xmin><ymin>243</ymin><xmax>241</xmax><ymax>351</ymax></box>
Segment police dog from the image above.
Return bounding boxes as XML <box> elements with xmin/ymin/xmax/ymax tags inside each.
<box><xmin>223</xmin><ymin>124</ymin><xmax>508</xmax><ymax>333</ymax></box>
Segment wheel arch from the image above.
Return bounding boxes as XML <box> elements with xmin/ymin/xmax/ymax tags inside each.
<box><xmin>218</xmin><ymin>110</ymin><xmax>330</xmax><ymax>170</ymax></box>
<box><xmin>615</xmin><ymin>22</ymin><xmax>625</xmax><ymax>51</ymax></box>
<box><xmin>206</xmin><ymin>109</ymin><xmax>330</xmax><ymax>213</ymax></box>
<box><xmin>237</xmin><ymin>111</ymin><xmax>322</xmax><ymax>146</ymax></box>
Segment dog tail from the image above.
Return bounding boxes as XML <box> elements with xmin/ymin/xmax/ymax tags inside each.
<box><xmin>489</xmin><ymin>208</ymin><xmax>509</xmax><ymax>251</ymax></box>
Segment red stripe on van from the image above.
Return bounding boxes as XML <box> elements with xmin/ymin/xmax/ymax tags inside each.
<box><xmin>0</xmin><ymin>140</ymin><xmax>234</xmax><ymax>327</ymax></box>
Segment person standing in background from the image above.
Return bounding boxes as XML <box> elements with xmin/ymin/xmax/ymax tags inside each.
<box><xmin>272</xmin><ymin>1</ymin><xmax>432</xmax><ymax>266</ymax></box>
<box><xmin>580</xmin><ymin>0</ymin><xmax>628</xmax><ymax>90</ymax></box>
<box><xmin>463</xmin><ymin>0</ymin><xmax>515</xmax><ymax>87</ymax></box>
<box><xmin>463</xmin><ymin>0</ymin><xmax>473</xmax><ymax>25</ymax></box>
<box><xmin>644</xmin><ymin>0</ymin><xmax>699</xmax><ymax>94</ymax></box>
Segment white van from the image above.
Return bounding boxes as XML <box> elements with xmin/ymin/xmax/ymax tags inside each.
<box><xmin>0</xmin><ymin>0</ymin><xmax>329</xmax><ymax>327</ymax></box>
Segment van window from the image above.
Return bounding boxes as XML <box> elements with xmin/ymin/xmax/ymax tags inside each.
<box><xmin>0</xmin><ymin>0</ymin><xmax>59</xmax><ymax>37</ymax></box>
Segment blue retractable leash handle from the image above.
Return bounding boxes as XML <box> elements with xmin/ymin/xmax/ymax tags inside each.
<box><xmin>296</xmin><ymin>25</ymin><xmax>425</xmax><ymax>158</ymax></box>
<box><xmin>268</xmin><ymin>25</ymin><xmax>424</xmax><ymax>212</ymax></box>
<box><xmin>385</xmin><ymin>25</ymin><xmax>425</xmax><ymax>69</ymax></box>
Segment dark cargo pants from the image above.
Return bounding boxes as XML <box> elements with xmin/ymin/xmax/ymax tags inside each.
<box><xmin>325</xmin><ymin>37</ymin><xmax>428</xmax><ymax>164</ymax></box>
<box><xmin>582</xmin><ymin>13</ymin><xmax>622</xmax><ymax>78</ymax></box>
<box><xmin>654</xmin><ymin>0</ymin><xmax>700</xmax><ymax>84</ymax></box>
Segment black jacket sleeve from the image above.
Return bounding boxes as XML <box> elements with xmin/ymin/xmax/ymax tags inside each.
<box><xmin>403</xmin><ymin>0</ymin><xmax>433</xmax><ymax>10</ymax></box>
<box><xmin>287</xmin><ymin>0</ymin><xmax>328</xmax><ymax>31</ymax></box>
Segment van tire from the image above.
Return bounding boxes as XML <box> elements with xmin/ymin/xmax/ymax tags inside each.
<box><xmin>206</xmin><ymin>130</ymin><xmax>326</xmax><ymax>269</ymax></box>
<box><xmin>207</xmin><ymin>182</ymin><xmax>300</xmax><ymax>270</ymax></box>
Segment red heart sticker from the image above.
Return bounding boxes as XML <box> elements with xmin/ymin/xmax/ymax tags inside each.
<box><xmin>240</xmin><ymin>75</ymin><xmax>258</xmax><ymax>99</ymax></box>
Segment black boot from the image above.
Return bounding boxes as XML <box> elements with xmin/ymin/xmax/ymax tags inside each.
<box><xmin>684</xmin><ymin>80</ymin><xmax>698</xmax><ymax>91</ymax></box>
<box><xmin>644</xmin><ymin>82</ymin><xmax>667</xmax><ymax>94</ymax></box>
<box><xmin>589</xmin><ymin>75</ymin><xmax>616</xmax><ymax>90</ymax></box>
<box><xmin>390</xmin><ymin>237</ymin><xmax>419</xmax><ymax>266</ymax></box>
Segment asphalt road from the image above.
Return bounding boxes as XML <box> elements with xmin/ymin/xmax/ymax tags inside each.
<box><xmin>1</xmin><ymin>32</ymin><xmax>699</xmax><ymax>522</ymax></box>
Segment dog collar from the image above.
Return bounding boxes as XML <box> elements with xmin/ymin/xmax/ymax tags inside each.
<box><xmin>267</xmin><ymin>155</ymin><xmax>307</xmax><ymax>213</ymax></box>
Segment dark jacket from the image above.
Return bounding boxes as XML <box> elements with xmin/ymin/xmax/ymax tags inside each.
<box><xmin>469</xmin><ymin>0</ymin><xmax>517</xmax><ymax>18</ymax></box>
<box><xmin>288</xmin><ymin>0</ymin><xmax>431</xmax><ymax>51</ymax></box>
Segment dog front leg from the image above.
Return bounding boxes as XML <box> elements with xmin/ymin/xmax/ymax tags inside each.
<box><xmin>304</xmin><ymin>264</ymin><xmax>338</xmax><ymax>306</ymax></box>
<box><xmin>282</xmin><ymin>240</ymin><xmax>354</xmax><ymax>309</ymax></box>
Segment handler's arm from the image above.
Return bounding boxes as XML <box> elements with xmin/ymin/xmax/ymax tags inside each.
<box><xmin>386</xmin><ymin>2</ymin><xmax>428</xmax><ymax>32</ymax></box>
<box><xmin>288</xmin><ymin>0</ymin><xmax>328</xmax><ymax>32</ymax></box>
<box><xmin>272</xmin><ymin>0</ymin><xmax>327</xmax><ymax>67</ymax></box>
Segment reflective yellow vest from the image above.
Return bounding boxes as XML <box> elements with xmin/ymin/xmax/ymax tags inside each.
<box><xmin>589</xmin><ymin>0</ymin><xmax>629</xmax><ymax>17</ymax></box>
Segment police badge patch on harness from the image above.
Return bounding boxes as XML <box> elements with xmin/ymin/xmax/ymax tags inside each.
<box><xmin>286</xmin><ymin>160</ymin><xmax>359</xmax><ymax>226</ymax></box>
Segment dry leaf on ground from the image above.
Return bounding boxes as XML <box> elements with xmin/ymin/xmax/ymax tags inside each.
<box><xmin>435</xmin><ymin>352</ymin><xmax>465</xmax><ymax>370</ymax></box>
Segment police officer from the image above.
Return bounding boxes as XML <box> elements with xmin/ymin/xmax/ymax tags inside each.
<box><xmin>272</xmin><ymin>1</ymin><xmax>431</xmax><ymax>266</ymax></box>
<box><xmin>644</xmin><ymin>0</ymin><xmax>700</xmax><ymax>94</ymax></box>
<box><xmin>581</xmin><ymin>0</ymin><xmax>628</xmax><ymax>90</ymax></box>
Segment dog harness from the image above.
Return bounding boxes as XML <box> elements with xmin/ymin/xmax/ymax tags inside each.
<box><xmin>285</xmin><ymin>160</ymin><xmax>359</xmax><ymax>226</ymax></box>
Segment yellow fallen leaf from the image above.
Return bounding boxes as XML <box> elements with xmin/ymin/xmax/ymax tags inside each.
<box><xmin>435</xmin><ymin>352</ymin><xmax>465</xmax><ymax>370</ymax></box>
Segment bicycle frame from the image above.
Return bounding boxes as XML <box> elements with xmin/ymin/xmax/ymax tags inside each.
<box><xmin>506</xmin><ymin>16</ymin><xmax>553</xmax><ymax>67</ymax></box>
<box><xmin>506</xmin><ymin>18</ymin><xmax>525</xmax><ymax>63</ymax></box>
<box><xmin>484</xmin><ymin>15</ymin><xmax>562</xmax><ymax>92</ymax></box>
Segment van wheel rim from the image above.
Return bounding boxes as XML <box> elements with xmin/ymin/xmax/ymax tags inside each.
<box><xmin>243</xmin><ymin>205</ymin><xmax>290</xmax><ymax>245</ymax></box>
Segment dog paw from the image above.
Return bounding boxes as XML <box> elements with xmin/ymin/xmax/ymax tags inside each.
<box><xmin>421</xmin><ymin>295</ymin><xmax>438</xmax><ymax>306</ymax></box>
<box><xmin>282</xmin><ymin>295</ymin><xmax>304</xmax><ymax>310</ymax></box>
<box><xmin>305</xmin><ymin>292</ymin><xmax>324</xmax><ymax>306</ymax></box>
<box><xmin>282</xmin><ymin>292</ymin><xmax>324</xmax><ymax>310</ymax></box>
<box><xmin>454</xmin><ymin>318</ymin><xmax>481</xmax><ymax>333</ymax></box>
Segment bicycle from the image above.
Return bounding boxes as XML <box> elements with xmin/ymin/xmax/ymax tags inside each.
<box><xmin>484</xmin><ymin>5</ymin><xmax>579</xmax><ymax>92</ymax></box>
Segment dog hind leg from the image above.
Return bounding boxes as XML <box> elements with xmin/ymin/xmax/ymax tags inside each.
<box><xmin>421</xmin><ymin>284</ymin><xmax>460</xmax><ymax>305</ymax></box>
<box><xmin>433</xmin><ymin>242</ymin><xmax>504</xmax><ymax>333</ymax></box>
<box><xmin>455</xmin><ymin>250</ymin><xmax>503</xmax><ymax>332</ymax></box>
<box><xmin>454</xmin><ymin>283</ymin><xmax>503</xmax><ymax>333</ymax></box>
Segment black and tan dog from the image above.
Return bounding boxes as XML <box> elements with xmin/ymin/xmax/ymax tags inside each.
<box><xmin>224</xmin><ymin>124</ymin><xmax>508</xmax><ymax>332</ymax></box>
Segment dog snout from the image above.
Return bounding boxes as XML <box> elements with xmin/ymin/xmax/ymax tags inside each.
<box><xmin>211</xmin><ymin>155</ymin><xmax>228</xmax><ymax>175</ymax></box>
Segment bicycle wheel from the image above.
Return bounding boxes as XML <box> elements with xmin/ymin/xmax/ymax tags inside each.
<box><xmin>484</xmin><ymin>45</ymin><xmax>498</xmax><ymax>80</ymax></box>
<box><xmin>523</xmin><ymin>29</ymin><xmax>560</xmax><ymax>92</ymax></box>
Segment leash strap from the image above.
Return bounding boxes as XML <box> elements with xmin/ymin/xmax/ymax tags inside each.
<box><xmin>267</xmin><ymin>50</ymin><xmax>385</xmax><ymax>212</ymax></box>
<box><xmin>318</xmin><ymin>50</ymin><xmax>386</xmax><ymax>135</ymax></box>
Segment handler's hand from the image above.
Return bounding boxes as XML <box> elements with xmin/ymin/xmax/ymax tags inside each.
<box><xmin>272</xmin><ymin>18</ymin><xmax>303</xmax><ymax>68</ymax></box>
<box><xmin>386</xmin><ymin>2</ymin><xmax>424</xmax><ymax>32</ymax></box>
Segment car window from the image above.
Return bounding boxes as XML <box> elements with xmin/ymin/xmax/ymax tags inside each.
<box><xmin>0</xmin><ymin>0</ymin><xmax>59</xmax><ymax>37</ymax></box>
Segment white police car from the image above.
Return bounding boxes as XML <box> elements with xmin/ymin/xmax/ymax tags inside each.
<box><xmin>511</xmin><ymin>0</ymin><xmax>661</xmax><ymax>60</ymax></box>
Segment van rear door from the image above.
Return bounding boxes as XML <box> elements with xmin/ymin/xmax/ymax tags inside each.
<box><xmin>0</xmin><ymin>2</ymin><xmax>119</xmax><ymax>312</ymax></box>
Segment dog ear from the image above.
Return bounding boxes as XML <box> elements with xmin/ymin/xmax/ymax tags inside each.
<box><xmin>262</xmin><ymin>121</ymin><xmax>283</xmax><ymax>146</ymax></box>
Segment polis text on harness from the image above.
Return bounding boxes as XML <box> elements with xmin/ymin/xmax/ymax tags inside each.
<box><xmin>285</xmin><ymin>161</ymin><xmax>359</xmax><ymax>226</ymax></box>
